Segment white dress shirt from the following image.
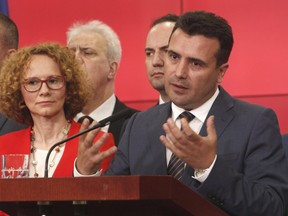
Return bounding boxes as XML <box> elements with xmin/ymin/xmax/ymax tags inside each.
<box><xmin>75</xmin><ymin>89</ymin><xmax>219</xmax><ymax>179</ymax></box>
<box><xmin>167</xmin><ymin>87</ymin><xmax>219</xmax><ymax>182</ymax></box>
<box><xmin>159</xmin><ymin>95</ymin><xmax>166</xmax><ymax>105</ymax></box>
<box><xmin>74</xmin><ymin>94</ymin><xmax>116</xmax><ymax>132</ymax></box>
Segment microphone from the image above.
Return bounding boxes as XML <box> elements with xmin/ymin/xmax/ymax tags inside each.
<box><xmin>44</xmin><ymin>108</ymin><xmax>133</xmax><ymax>178</ymax></box>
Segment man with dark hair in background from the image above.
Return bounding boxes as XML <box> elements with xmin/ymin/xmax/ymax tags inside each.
<box><xmin>0</xmin><ymin>13</ymin><xmax>27</xmax><ymax>135</ymax></box>
<box><xmin>145</xmin><ymin>14</ymin><xmax>178</xmax><ymax>104</ymax></box>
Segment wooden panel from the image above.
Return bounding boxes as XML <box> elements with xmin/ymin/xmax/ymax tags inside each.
<box><xmin>0</xmin><ymin>176</ymin><xmax>228</xmax><ymax>216</ymax></box>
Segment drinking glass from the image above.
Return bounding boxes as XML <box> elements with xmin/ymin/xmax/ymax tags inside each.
<box><xmin>1</xmin><ymin>154</ymin><xmax>29</xmax><ymax>178</ymax></box>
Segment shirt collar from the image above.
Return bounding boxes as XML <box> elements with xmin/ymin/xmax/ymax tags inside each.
<box><xmin>159</xmin><ymin>95</ymin><xmax>165</xmax><ymax>105</ymax></box>
<box><xmin>171</xmin><ymin>87</ymin><xmax>219</xmax><ymax>123</ymax></box>
<box><xmin>74</xmin><ymin>94</ymin><xmax>116</xmax><ymax>122</ymax></box>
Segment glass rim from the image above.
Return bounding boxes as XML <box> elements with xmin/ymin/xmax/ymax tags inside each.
<box><xmin>22</xmin><ymin>75</ymin><xmax>66</xmax><ymax>93</ymax></box>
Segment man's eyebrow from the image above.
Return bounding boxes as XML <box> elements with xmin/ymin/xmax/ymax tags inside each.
<box><xmin>145</xmin><ymin>44</ymin><xmax>168</xmax><ymax>52</ymax></box>
<box><xmin>167</xmin><ymin>49</ymin><xmax>179</xmax><ymax>55</ymax></box>
<box><xmin>145</xmin><ymin>47</ymin><xmax>154</xmax><ymax>52</ymax></box>
<box><xmin>79</xmin><ymin>47</ymin><xmax>93</xmax><ymax>50</ymax></box>
<box><xmin>159</xmin><ymin>45</ymin><xmax>169</xmax><ymax>51</ymax></box>
<box><xmin>189</xmin><ymin>57</ymin><xmax>207</xmax><ymax>66</ymax></box>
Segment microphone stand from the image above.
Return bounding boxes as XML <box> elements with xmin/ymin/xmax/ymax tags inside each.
<box><xmin>41</xmin><ymin>109</ymin><xmax>132</xmax><ymax>215</ymax></box>
<box><xmin>44</xmin><ymin>121</ymin><xmax>104</xmax><ymax>178</ymax></box>
<box><xmin>40</xmin><ymin>122</ymin><xmax>106</xmax><ymax>216</ymax></box>
<box><xmin>44</xmin><ymin>108</ymin><xmax>132</xmax><ymax>178</ymax></box>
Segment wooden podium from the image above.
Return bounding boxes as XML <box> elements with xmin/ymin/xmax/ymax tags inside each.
<box><xmin>0</xmin><ymin>176</ymin><xmax>228</xmax><ymax>216</ymax></box>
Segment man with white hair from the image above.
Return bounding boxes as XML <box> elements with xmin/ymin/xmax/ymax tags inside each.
<box><xmin>67</xmin><ymin>20</ymin><xmax>137</xmax><ymax>146</ymax></box>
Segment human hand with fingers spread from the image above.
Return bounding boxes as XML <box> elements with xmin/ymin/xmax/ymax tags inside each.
<box><xmin>101</xmin><ymin>11</ymin><xmax>288</xmax><ymax>215</ymax></box>
<box><xmin>160</xmin><ymin>115</ymin><xmax>217</xmax><ymax>170</ymax></box>
<box><xmin>76</xmin><ymin>118</ymin><xmax>117</xmax><ymax>175</ymax></box>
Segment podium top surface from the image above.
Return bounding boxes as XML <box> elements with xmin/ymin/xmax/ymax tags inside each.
<box><xmin>0</xmin><ymin>176</ymin><xmax>228</xmax><ymax>216</ymax></box>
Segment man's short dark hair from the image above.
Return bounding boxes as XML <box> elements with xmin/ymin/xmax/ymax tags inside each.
<box><xmin>151</xmin><ymin>13</ymin><xmax>179</xmax><ymax>27</ymax></box>
<box><xmin>0</xmin><ymin>13</ymin><xmax>18</xmax><ymax>50</ymax></box>
<box><xmin>171</xmin><ymin>11</ymin><xmax>234</xmax><ymax>67</ymax></box>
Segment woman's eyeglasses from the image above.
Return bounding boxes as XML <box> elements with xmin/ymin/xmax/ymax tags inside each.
<box><xmin>22</xmin><ymin>75</ymin><xmax>66</xmax><ymax>93</ymax></box>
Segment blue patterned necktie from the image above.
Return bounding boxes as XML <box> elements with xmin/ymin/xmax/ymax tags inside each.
<box><xmin>167</xmin><ymin>111</ymin><xmax>195</xmax><ymax>180</ymax></box>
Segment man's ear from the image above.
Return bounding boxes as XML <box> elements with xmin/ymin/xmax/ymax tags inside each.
<box><xmin>108</xmin><ymin>61</ymin><xmax>118</xmax><ymax>79</ymax></box>
<box><xmin>217</xmin><ymin>63</ymin><xmax>229</xmax><ymax>83</ymax></box>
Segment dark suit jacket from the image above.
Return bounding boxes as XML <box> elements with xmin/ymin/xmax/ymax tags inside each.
<box><xmin>0</xmin><ymin>114</ymin><xmax>28</xmax><ymax>136</ymax></box>
<box><xmin>108</xmin><ymin>97</ymin><xmax>138</xmax><ymax>146</ymax></box>
<box><xmin>282</xmin><ymin>134</ymin><xmax>288</xmax><ymax>157</ymax></box>
<box><xmin>106</xmin><ymin>87</ymin><xmax>288</xmax><ymax>216</ymax></box>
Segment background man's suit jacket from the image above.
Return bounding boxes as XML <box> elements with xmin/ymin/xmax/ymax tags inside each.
<box><xmin>106</xmin><ymin>86</ymin><xmax>288</xmax><ymax>216</ymax></box>
<box><xmin>281</xmin><ymin>134</ymin><xmax>288</xmax><ymax>160</ymax></box>
<box><xmin>0</xmin><ymin>114</ymin><xmax>27</xmax><ymax>136</ymax></box>
<box><xmin>108</xmin><ymin>97</ymin><xmax>138</xmax><ymax>146</ymax></box>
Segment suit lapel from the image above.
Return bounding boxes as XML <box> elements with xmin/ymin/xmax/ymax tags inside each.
<box><xmin>111</xmin><ymin>97</ymin><xmax>127</xmax><ymax>114</ymax></box>
<box><xmin>147</xmin><ymin>103</ymin><xmax>172</xmax><ymax>174</ymax></box>
<box><xmin>183</xmin><ymin>87</ymin><xmax>236</xmax><ymax>186</ymax></box>
<box><xmin>0</xmin><ymin>115</ymin><xmax>8</xmax><ymax>132</ymax></box>
<box><xmin>199</xmin><ymin>86</ymin><xmax>235</xmax><ymax>139</ymax></box>
<box><xmin>108</xmin><ymin>98</ymin><xmax>126</xmax><ymax>134</ymax></box>
<box><xmin>108</xmin><ymin>97</ymin><xmax>137</xmax><ymax>145</ymax></box>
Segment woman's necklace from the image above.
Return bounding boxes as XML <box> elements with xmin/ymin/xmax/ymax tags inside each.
<box><xmin>30</xmin><ymin>121</ymin><xmax>71</xmax><ymax>178</ymax></box>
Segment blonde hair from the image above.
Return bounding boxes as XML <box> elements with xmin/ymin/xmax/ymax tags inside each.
<box><xmin>0</xmin><ymin>42</ymin><xmax>89</xmax><ymax>125</ymax></box>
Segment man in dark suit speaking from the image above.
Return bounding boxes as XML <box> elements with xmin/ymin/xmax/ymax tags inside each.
<box><xmin>76</xmin><ymin>11</ymin><xmax>288</xmax><ymax>216</ymax></box>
